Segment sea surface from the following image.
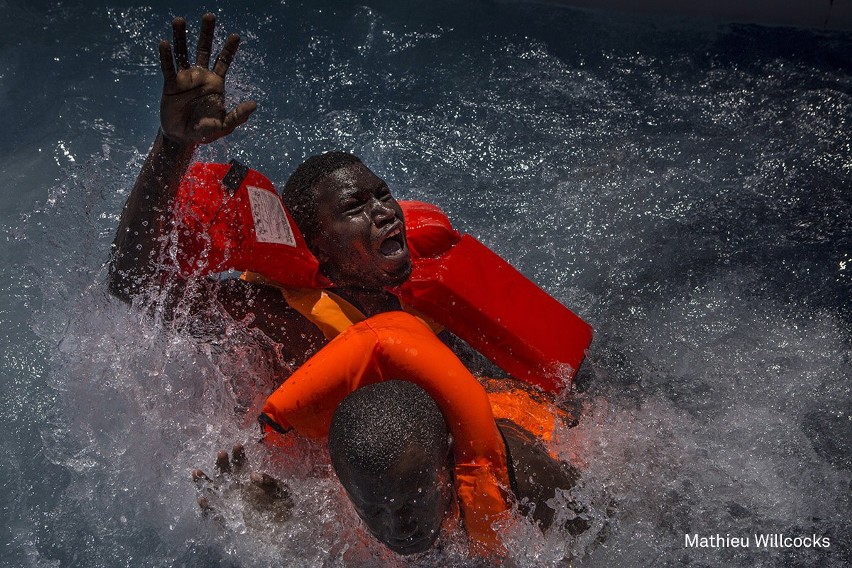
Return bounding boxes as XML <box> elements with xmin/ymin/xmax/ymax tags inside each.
<box><xmin>1</xmin><ymin>0</ymin><xmax>850</xmax><ymax>566</ymax></box>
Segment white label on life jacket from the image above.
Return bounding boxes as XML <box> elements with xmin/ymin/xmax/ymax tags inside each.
<box><xmin>247</xmin><ymin>185</ymin><xmax>297</xmax><ymax>247</ymax></box>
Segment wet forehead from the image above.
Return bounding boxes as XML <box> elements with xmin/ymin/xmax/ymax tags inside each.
<box><xmin>354</xmin><ymin>462</ymin><xmax>443</xmax><ymax>504</ymax></box>
<box><xmin>317</xmin><ymin>162</ymin><xmax>387</xmax><ymax>201</ymax></box>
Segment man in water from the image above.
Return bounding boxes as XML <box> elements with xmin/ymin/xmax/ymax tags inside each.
<box><xmin>326</xmin><ymin>381</ymin><xmax>588</xmax><ymax>555</ymax></box>
<box><xmin>110</xmin><ymin>13</ymin><xmax>585</xmax><ymax>555</ymax></box>
<box><xmin>110</xmin><ymin>14</ymin><xmax>416</xmax><ymax>368</ymax></box>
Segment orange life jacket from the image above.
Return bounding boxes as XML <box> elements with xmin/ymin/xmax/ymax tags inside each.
<box><xmin>244</xmin><ymin>271</ymin><xmax>569</xmax><ymax>444</ymax></box>
<box><xmin>173</xmin><ymin>162</ymin><xmax>592</xmax><ymax>392</ymax></box>
<box><xmin>254</xmin><ymin>281</ymin><xmax>569</xmax><ymax>551</ymax></box>
<box><xmin>260</xmin><ymin>311</ymin><xmax>512</xmax><ymax>554</ymax></box>
<box><xmin>172</xmin><ymin>162</ymin><xmax>579</xmax><ymax>552</ymax></box>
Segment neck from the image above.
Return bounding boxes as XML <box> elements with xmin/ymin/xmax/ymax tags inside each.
<box><xmin>334</xmin><ymin>286</ymin><xmax>401</xmax><ymax>318</ymax></box>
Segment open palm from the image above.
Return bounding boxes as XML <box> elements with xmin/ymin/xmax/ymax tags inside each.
<box><xmin>158</xmin><ymin>14</ymin><xmax>256</xmax><ymax>146</ymax></box>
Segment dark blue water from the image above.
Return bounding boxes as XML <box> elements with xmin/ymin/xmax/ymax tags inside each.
<box><xmin>1</xmin><ymin>1</ymin><xmax>850</xmax><ymax>566</ymax></box>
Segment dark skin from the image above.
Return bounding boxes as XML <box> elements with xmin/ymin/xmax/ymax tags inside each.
<box><xmin>109</xmin><ymin>14</ymin><xmax>415</xmax><ymax>366</ymax></box>
<box><xmin>111</xmin><ymin>13</ymin><xmax>254</xmax><ymax>293</ymax></box>
<box><xmin>196</xmin><ymin>422</ymin><xmax>587</xmax><ymax>554</ymax></box>
<box><xmin>310</xmin><ymin>164</ymin><xmax>412</xmax><ymax>315</ymax></box>
<box><xmin>112</xmin><ymin>11</ymin><xmax>421</xmax><ymax>518</ymax></box>
<box><xmin>112</xmin><ymin>14</ymin><xmax>585</xmax><ymax>549</ymax></box>
<box><xmin>497</xmin><ymin>420</ymin><xmax>589</xmax><ymax>535</ymax></box>
<box><xmin>193</xmin><ymin>444</ymin><xmax>293</xmax><ymax>524</ymax></box>
<box><xmin>340</xmin><ymin>450</ymin><xmax>453</xmax><ymax>555</ymax></box>
<box><xmin>335</xmin><ymin>421</ymin><xmax>587</xmax><ymax>555</ymax></box>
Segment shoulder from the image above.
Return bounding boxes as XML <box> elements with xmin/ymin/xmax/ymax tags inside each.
<box><xmin>497</xmin><ymin>418</ymin><xmax>582</xmax><ymax>531</ymax></box>
<box><xmin>214</xmin><ymin>278</ymin><xmax>327</xmax><ymax>365</ymax></box>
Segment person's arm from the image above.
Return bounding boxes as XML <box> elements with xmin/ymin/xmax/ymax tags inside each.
<box><xmin>109</xmin><ymin>13</ymin><xmax>256</xmax><ymax>303</ymax></box>
<box><xmin>497</xmin><ymin>419</ymin><xmax>589</xmax><ymax>534</ymax></box>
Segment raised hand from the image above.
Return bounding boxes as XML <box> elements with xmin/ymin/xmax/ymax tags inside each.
<box><xmin>158</xmin><ymin>13</ymin><xmax>257</xmax><ymax>146</ymax></box>
<box><xmin>109</xmin><ymin>14</ymin><xmax>260</xmax><ymax>307</ymax></box>
<box><xmin>193</xmin><ymin>444</ymin><xmax>293</xmax><ymax>526</ymax></box>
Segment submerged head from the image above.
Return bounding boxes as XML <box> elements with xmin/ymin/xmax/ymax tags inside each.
<box><xmin>282</xmin><ymin>152</ymin><xmax>411</xmax><ymax>289</ymax></box>
<box><xmin>328</xmin><ymin>381</ymin><xmax>452</xmax><ymax>555</ymax></box>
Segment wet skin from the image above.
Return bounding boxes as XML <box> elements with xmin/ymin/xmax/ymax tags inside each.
<box><xmin>116</xmin><ymin>13</ymin><xmax>586</xmax><ymax>556</ymax></box>
<box><xmin>109</xmin><ymin>14</ymin><xmax>412</xmax><ymax>360</ymax></box>
<box><xmin>310</xmin><ymin>162</ymin><xmax>412</xmax><ymax>297</ymax></box>
<box><xmin>193</xmin><ymin>444</ymin><xmax>292</xmax><ymax>522</ymax></box>
<box><xmin>342</xmin><ymin>453</ymin><xmax>452</xmax><ymax>555</ymax></box>
<box><xmin>338</xmin><ymin>422</ymin><xmax>588</xmax><ymax>554</ymax></box>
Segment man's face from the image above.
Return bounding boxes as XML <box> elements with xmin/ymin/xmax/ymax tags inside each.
<box><xmin>346</xmin><ymin>456</ymin><xmax>452</xmax><ymax>555</ymax></box>
<box><xmin>310</xmin><ymin>163</ymin><xmax>412</xmax><ymax>289</ymax></box>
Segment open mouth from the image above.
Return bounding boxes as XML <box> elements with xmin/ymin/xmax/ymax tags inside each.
<box><xmin>379</xmin><ymin>227</ymin><xmax>406</xmax><ymax>258</ymax></box>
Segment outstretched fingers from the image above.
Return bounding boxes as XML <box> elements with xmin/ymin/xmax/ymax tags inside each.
<box><xmin>214</xmin><ymin>443</ymin><xmax>247</xmax><ymax>475</ymax></box>
<box><xmin>195</xmin><ymin>12</ymin><xmax>216</xmax><ymax>68</ymax></box>
<box><xmin>192</xmin><ymin>469</ymin><xmax>212</xmax><ymax>483</ymax></box>
<box><xmin>166</xmin><ymin>13</ymin><xmax>218</xmax><ymax>73</ymax></box>
<box><xmin>158</xmin><ymin>40</ymin><xmax>177</xmax><ymax>83</ymax></box>
<box><xmin>213</xmin><ymin>33</ymin><xmax>241</xmax><ymax>78</ymax></box>
<box><xmin>250</xmin><ymin>472</ymin><xmax>290</xmax><ymax>500</ymax></box>
<box><xmin>222</xmin><ymin>100</ymin><xmax>258</xmax><ymax>134</ymax></box>
<box><xmin>231</xmin><ymin>443</ymin><xmax>247</xmax><ymax>470</ymax></box>
<box><xmin>215</xmin><ymin>449</ymin><xmax>232</xmax><ymax>474</ymax></box>
<box><xmin>194</xmin><ymin>101</ymin><xmax>256</xmax><ymax>141</ymax></box>
<box><xmin>171</xmin><ymin>17</ymin><xmax>190</xmax><ymax>69</ymax></box>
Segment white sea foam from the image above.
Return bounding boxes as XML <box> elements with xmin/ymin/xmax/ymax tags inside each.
<box><xmin>3</xmin><ymin>1</ymin><xmax>850</xmax><ymax>566</ymax></box>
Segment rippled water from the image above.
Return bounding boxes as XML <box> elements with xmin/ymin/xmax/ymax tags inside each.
<box><xmin>2</xmin><ymin>1</ymin><xmax>850</xmax><ymax>566</ymax></box>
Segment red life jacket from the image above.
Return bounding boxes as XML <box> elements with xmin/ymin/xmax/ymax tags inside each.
<box><xmin>173</xmin><ymin>161</ymin><xmax>593</xmax><ymax>391</ymax></box>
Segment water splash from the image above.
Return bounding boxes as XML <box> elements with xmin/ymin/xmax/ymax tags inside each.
<box><xmin>4</xmin><ymin>1</ymin><xmax>850</xmax><ymax>566</ymax></box>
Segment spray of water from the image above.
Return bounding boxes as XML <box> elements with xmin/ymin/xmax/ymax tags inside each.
<box><xmin>3</xmin><ymin>1</ymin><xmax>850</xmax><ymax>566</ymax></box>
